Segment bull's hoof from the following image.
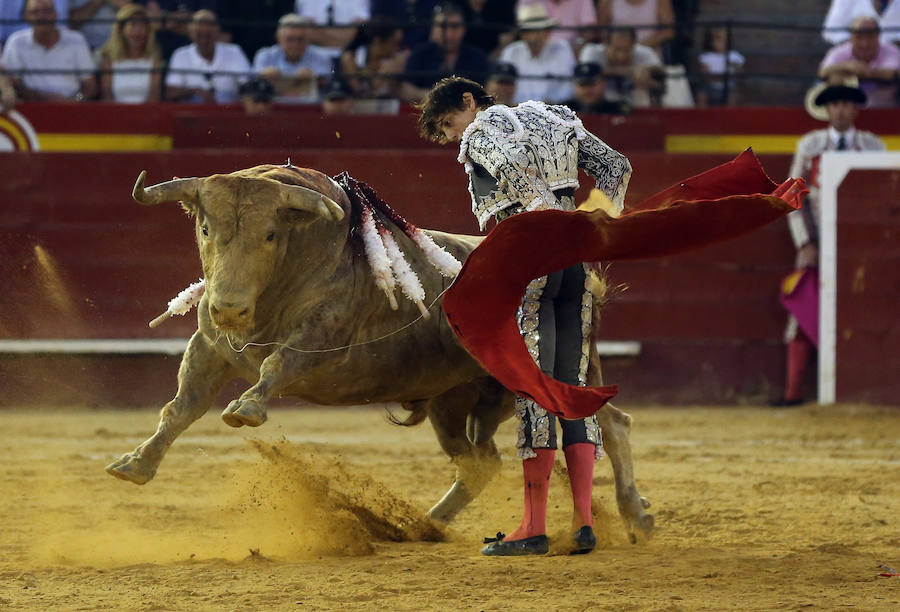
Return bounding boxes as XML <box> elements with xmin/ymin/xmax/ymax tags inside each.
<box><xmin>618</xmin><ymin>487</ymin><xmax>655</xmax><ymax>543</ymax></box>
<box><xmin>221</xmin><ymin>399</ymin><xmax>268</xmax><ymax>428</ymax></box>
<box><xmin>105</xmin><ymin>453</ymin><xmax>155</xmax><ymax>485</ymax></box>
<box><xmin>628</xmin><ymin>513</ymin><xmax>655</xmax><ymax>544</ymax></box>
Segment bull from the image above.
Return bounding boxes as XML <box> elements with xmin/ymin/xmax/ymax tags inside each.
<box><xmin>106</xmin><ymin>163</ymin><xmax>654</xmax><ymax>541</ymax></box>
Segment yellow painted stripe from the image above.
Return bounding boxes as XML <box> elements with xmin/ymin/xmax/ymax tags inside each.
<box><xmin>667</xmin><ymin>134</ymin><xmax>900</xmax><ymax>154</ymax></box>
<box><xmin>0</xmin><ymin>116</ymin><xmax>29</xmax><ymax>150</ymax></box>
<box><xmin>36</xmin><ymin>133</ymin><xmax>173</xmax><ymax>151</ymax></box>
<box><xmin>666</xmin><ymin>134</ymin><xmax>800</xmax><ymax>154</ymax></box>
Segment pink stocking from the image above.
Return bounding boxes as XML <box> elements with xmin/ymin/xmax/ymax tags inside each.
<box><xmin>564</xmin><ymin>442</ymin><xmax>595</xmax><ymax>529</ymax></box>
<box><xmin>506</xmin><ymin>448</ymin><xmax>554</xmax><ymax>540</ymax></box>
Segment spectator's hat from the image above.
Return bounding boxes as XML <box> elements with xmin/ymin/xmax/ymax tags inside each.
<box><xmin>516</xmin><ymin>4</ymin><xmax>557</xmax><ymax>30</ymax></box>
<box><xmin>238</xmin><ymin>78</ymin><xmax>275</xmax><ymax>103</ymax></box>
<box><xmin>323</xmin><ymin>79</ymin><xmax>352</xmax><ymax>101</ymax></box>
<box><xmin>573</xmin><ymin>62</ymin><xmax>603</xmax><ymax>85</ymax></box>
<box><xmin>489</xmin><ymin>62</ymin><xmax>518</xmax><ymax>83</ymax></box>
<box><xmin>804</xmin><ymin>77</ymin><xmax>866</xmax><ymax>121</ymax></box>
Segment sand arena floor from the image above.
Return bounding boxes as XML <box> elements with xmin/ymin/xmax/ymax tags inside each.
<box><xmin>1</xmin><ymin>403</ymin><xmax>899</xmax><ymax>611</ymax></box>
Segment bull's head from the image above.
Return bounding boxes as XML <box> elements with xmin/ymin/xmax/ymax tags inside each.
<box><xmin>133</xmin><ymin>168</ymin><xmax>345</xmax><ymax>337</ymax></box>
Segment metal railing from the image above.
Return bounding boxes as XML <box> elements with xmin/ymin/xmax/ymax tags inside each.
<box><xmin>2</xmin><ymin>16</ymin><xmax>898</xmax><ymax>107</ymax></box>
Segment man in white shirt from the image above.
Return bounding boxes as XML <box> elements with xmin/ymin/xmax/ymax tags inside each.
<box><xmin>253</xmin><ymin>13</ymin><xmax>334</xmax><ymax>103</ymax></box>
<box><xmin>773</xmin><ymin>82</ymin><xmax>885</xmax><ymax>406</ymax></box>
<box><xmin>499</xmin><ymin>3</ymin><xmax>575</xmax><ymax>103</ymax></box>
<box><xmin>579</xmin><ymin>27</ymin><xmax>663</xmax><ymax>107</ymax></box>
<box><xmin>0</xmin><ymin>0</ymin><xmax>67</xmax><ymax>45</ymax></box>
<box><xmin>294</xmin><ymin>0</ymin><xmax>370</xmax><ymax>60</ymax></box>
<box><xmin>165</xmin><ymin>10</ymin><xmax>251</xmax><ymax>104</ymax></box>
<box><xmin>0</xmin><ymin>0</ymin><xmax>96</xmax><ymax>101</ymax></box>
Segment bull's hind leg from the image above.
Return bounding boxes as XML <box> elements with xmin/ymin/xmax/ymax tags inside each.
<box><xmin>588</xmin><ymin>344</ymin><xmax>654</xmax><ymax>542</ymax></box>
<box><xmin>106</xmin><ymin>332</ymin><xmax>232</xmax><ymax>484</ymax></box>
<box><xmin>426</xmin><ymin>378</ymin><xmax>513</xmax><ymax>523</ymax></box>
<box><xmin>596</xmin><ymin>403</ymin><xmax>654</xmax><ymax>542</ymax></box>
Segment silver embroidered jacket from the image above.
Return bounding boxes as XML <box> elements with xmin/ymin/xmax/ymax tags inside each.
<box><xmin>457</xmin><ymin>100</ymin><xmax>632</xmax><ymax>229</ymax></box>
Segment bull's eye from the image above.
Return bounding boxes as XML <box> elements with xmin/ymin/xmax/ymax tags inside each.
<box><xmin>201</xmin><ymin>225</ymin><xmax>209</xmax><ymax>237</ymax></box>
<box><xmin>266</xmin><ymin>231</ymin><xmax>275</xmax><ymax>242</ymax></box>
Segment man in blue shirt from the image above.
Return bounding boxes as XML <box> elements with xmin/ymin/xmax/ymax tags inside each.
<box><xmin>252</xmin><ymin>12</ymin><xmax>334</xmax><ymax>103</ymax></box>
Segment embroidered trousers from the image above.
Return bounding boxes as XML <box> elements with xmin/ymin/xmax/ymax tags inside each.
<box><xmin>515</xmin><ymin>262</ymin><xmax>601</xmax><ymax>459</ymax></box>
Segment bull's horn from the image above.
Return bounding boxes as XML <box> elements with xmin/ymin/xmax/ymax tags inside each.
<box><xmin>132</xmin><ymin>170</ymin><xmax>201</xmax><ymax>206</ymax></box>
<box><xmin>278</xmin><ymin>183</ymin><xmax>345</xmax><ymax>222</ymax></box>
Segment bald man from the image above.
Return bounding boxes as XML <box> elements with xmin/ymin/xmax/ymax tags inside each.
<box><xmin>0</xmin><ymin>0</ymin><xmax>96</xmax><ymax>101</ymax></box>
<box><xmin>165</xmin><ymin>10</ymin><xmax>251</xmax><ymax>103</ymax></box>
<box><xmin>819</xmin><ymin>16</ymin><xmax>900</xmax><ymax>107</ymax></box>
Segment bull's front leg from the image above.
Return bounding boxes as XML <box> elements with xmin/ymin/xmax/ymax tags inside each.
<box><xmin>106</xmin><ymin>331</ymin><xmax>233</xmax><ymax>484</ymax></box>
<box><xmin>596</xmin><ymin>403</ymin><xmax>654</xmax><ymax>543</ymax></box>
<box><xmin>221</xmin><ymin>348</ymin><xmax>293</xmax><ymax>428</ymax></box>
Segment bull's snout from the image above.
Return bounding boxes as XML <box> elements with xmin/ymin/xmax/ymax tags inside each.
<box><xmin>209</xmin><ymin>301</ymin><xmax>253</xmax><ymax>330</ymax></box>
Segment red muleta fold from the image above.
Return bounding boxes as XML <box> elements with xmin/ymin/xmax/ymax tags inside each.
<box><xmin>442</xmin><ymin>149</ymin><xmax>808</xmax><ymax>420</ymax></box>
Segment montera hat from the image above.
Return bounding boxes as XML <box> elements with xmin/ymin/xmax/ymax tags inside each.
<box><xmin>804</xmin><ymin>77</ymin><xmax>866</xmax><ymax>121</ymax></box>
<box><xmin>516</xmin><ymin>4</ymin><xmax>557</xmax><ymax>30</ymax></box>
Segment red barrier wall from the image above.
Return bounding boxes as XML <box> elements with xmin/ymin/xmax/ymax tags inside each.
<box><xmin>1</xmin><ymin>149</ymin><xmax>807</xmax><ymax>407</ymax></box>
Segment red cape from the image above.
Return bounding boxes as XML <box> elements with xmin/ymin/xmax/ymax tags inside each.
<box><xmin>442</xmin><ymin>150</ymin><xmax>808</xmax><ymax>419</ymax></box>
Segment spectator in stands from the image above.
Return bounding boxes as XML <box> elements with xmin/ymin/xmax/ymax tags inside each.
<box><xmin>819</xmin><ymin>16</ymin><xmax>900</xmax><ymax>107</ymax></box>
<box><xmin>151</xmin><ymin>3</ymin><xmax>192</xmax><ymax>61</ymax></box>
<box><xmin>579</xmin><ymin>26</ymin><xmax>664</xmax><ymax>107</ymax></box>
<box><xmin>321</xmin><ymin>76</ymin><xmax>356</xmax><ymax>114</ymax></box>
<box><xmin>223</xmin><ymin>0</ymin><xmax>295</xmax><ymax>61</ymax></box>
<box><xmin>773</xmin><ymin>80</ymin><xmax>885</xmax><ymax>407</ymax></box>
<box><xmin>98</xmin><ymin>4</ymin><xmax>162</xmax><ymax>102</ymax></box>
<box><xmin>695</xmin><ymin>25</ymin><xmax>744</xmax><ymax>107</ymax></box>
<box><xmin>400</xmin><ymin>3</ymin><xmax>489</xmax><ymax>102</ymax></box>
<box><xmin>371</xmin><ymin>0</ymin><xmax>440</xmax><ymax>49</ymax></box>
<box><xmin>293</xmin><ymin>0</ymin><xmax>370</xmax><ymax>63</ymax></box>
<box><xmin>69</xmin><ymin>0</ymin><xmax>131</xmax><ymax>51</ymax></box>
<box><xmin>562</xmin><ymin>61</ymin><xmax>629</xmax><ymax>113</ymax></box>
<box><xmin>522</xmin><ymin>0</ymin><xmax>599</xmax><ymax>48</ymax></box>
<box><xmin>165</xmin><ymin>9</ymin><xmax>250</xmax><ymax>103</ymax></box>
<box><xmin>0</xmin><ymin>0</ymin><xmax>67</xmax><ymax>45</ymax></box>
<box><xmin>339</xmin><ymin>17</ymin><xmax>408</xmax><ymax>99</ymax></box>
<box><xmin>461</xmin><ymin>0</ymin><xmax>516</xmax><ymax>57</ymax></box>
<box><xmin>484</xmin><ymin>60</ymin><xmax>517</xmax><ymax>105</ymax></box>
<box><xmin>253</xmin><ymin>13</ymin><xmax>332</xmax><ymax>103</ymax></box>
<box><xmin>0</xmin><ymin>0</ymin><xmax>97</xmax><ymax>101</ymax></box>
<box><xmin>499</xmin><ymin>3</ymin><xmax>575</xmax><ymax>103</ymax></box>
<box><xmin>822</xmin><ymin>0</ymin><xmax>900</xmax><ymax>45</ymax></box>
<box><xmin>597</xmin><ymin>0</ymin><xmax>674</xmax><ymax>58</ymax></box>
<box><xmin>238</xmin><ymin>75</ymin><xmax>274</xmax><ymax>115</ymax></box>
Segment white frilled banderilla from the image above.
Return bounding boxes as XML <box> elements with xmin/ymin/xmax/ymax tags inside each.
<box><xmin>147</xmin><ymin>172</ymin><xmax>462</xmax><ymax>327</ymax></box>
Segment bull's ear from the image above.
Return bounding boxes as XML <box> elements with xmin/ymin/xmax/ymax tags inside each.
<box><xmin>133</xmin><ymin>170</ymin><xmax>202</xmax><ymax>206</ymax></box>
<box><xmin>277</xmin><ymin>183</ymin><xmax>345</xmax><ymax>222</ymax></box>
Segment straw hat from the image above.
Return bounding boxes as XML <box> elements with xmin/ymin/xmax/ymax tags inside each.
<box><xmin>516</xmin><ymin>4</ymin><xmax>557</xmax><ymax>30</ymax></box>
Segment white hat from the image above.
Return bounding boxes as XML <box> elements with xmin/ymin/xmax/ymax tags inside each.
<box><xmin>516</xmin><ymin>4</ymin><xmax>557</xmax><ymax>31</ymax></box>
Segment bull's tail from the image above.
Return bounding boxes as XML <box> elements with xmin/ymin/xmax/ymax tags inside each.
<box><xmin>386</xmin><ymin>402</ymin><xmax>429</xmax><ymax>427</ymax></box>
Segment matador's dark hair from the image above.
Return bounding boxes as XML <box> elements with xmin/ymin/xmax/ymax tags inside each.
<box><xmin>416</xmin><ymin>76</ymin><xmax>495</xmax><ymax>143</ymax></box>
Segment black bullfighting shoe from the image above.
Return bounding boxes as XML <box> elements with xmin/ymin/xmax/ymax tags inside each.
<box><xmin>481</xmin><ymin>532</ymin><xmax>548</xmax><ymax>556</ymax></box>
<box><xmin>571</xmin><ymin>525</ymin><xmax>596</xmax><ymax>555</ymax></box>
